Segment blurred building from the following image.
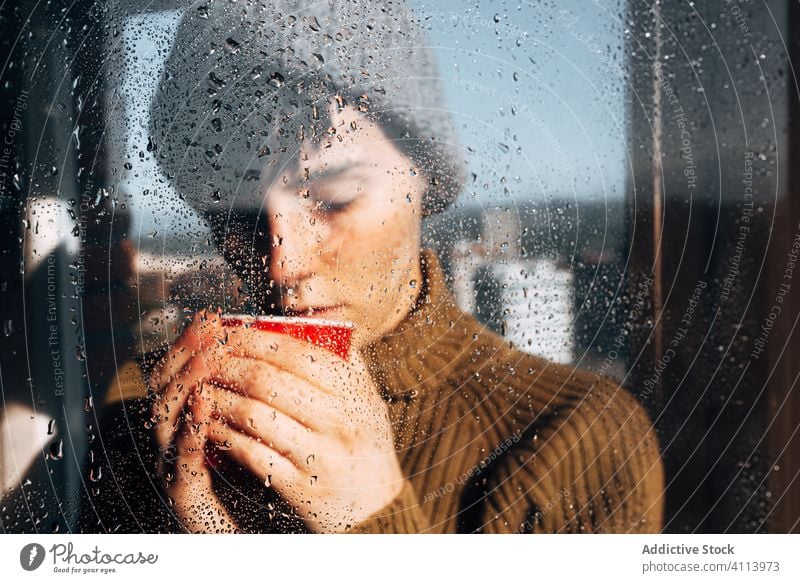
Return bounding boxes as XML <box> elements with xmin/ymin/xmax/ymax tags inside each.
<box><xmin>447</xmin><ymin>208</ymin><xmax>576</xmax><ymax>365</ymax></box>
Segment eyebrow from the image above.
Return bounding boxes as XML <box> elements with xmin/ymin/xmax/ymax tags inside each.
<box><xmin>289</xmin><ymin>162</ymin><xmax>368</xmax><ymax>188</ymax></box>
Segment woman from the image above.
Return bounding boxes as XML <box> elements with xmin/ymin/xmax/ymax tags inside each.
<box><xmin>80</xmin><ymin>0</ymin><xmax>664</xmax><ymax>533</ymax></box>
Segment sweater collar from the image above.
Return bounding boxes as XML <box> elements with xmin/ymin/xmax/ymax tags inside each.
<box><xmin>359</xmin><ymin>247</ymin><xmax>473</xmax><ymax>399</ymax></box>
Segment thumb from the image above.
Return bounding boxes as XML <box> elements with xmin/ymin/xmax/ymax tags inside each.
<box><xmin>174</xmin><ymin>386</ymin><xmax>214</xmax><ymax>487</ymax></box>
<box><xmin>169</xmin><ymin>391</ymin><xmax>219</xmax><ymax>534</ymax></box>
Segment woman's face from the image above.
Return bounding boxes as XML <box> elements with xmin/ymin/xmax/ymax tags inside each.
<box><xmin>256</xmin><ymin>103</ymin><xmax>428</xmax><ymax>348</ymax></box>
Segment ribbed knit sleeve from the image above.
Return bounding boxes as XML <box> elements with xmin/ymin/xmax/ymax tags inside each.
<box><xmin>473</xmin><ymin>377</ymin><xmax>664</xmax><ymax>534</ymax></box>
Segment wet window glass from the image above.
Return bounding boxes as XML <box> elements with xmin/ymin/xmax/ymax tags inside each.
<box><xmin>1</xmin><ymin>0</ymin><xmax>798</xmax><ymax>536</ymax></box>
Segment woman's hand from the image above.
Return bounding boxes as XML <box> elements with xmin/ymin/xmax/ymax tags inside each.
<box><xmin>149</xmin><ymin>310</ymin><xmax>240</xmax><ymax>533</ymax></box>
<box><xmin>202</xmin><ymin>326</ymin><xmax>405</xmax><ymax>533</ymax></box>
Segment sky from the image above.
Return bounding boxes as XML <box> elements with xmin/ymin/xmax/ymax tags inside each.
<box><xmin>114</xmin><ymin>0</ymin><xmax>628</xmax><ymax>240</ymax></box>
<box><xmin>415</xmin><ymin>0</ymin><xmax>628</xmax><ymax>205</ymax></box>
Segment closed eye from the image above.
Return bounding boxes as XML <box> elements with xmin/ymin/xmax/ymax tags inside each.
<box><xmin>315</xmin><ymin>198</ymin><xmax>356</xmax><ymax>215</ymax></box>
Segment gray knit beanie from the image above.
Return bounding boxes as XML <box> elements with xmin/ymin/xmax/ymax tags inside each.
<box><xmin>149</xmin><ymin>0</ymin><xmax>466</xmax><ymax>217</ymax></box>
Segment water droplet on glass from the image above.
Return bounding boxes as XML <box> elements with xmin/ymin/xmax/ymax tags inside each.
<box><xmin>89</xmin><ymin>465</ymin><xmax>102</xmax><ymax>482</ymax></box>
<box><xmin>308</xmin><ymin>16</ymin><xmax>321</xmax><ymax>32</ymax></box>
<box><xmin>268</xmin><ymin>72</ymin><xmax>285</xmax><ymax>88</ymax></box>
<box><xmin>47</xmin><ymin>419</ymin><xmax>56</xmax><ymax>435</ymax></box>
<box><xmin>224</xmin><ymin>37</ymin><xmax>240</xmax><ymax>53</ymax></box>
<box><xmin>48</xmin><ymin>439</ymin><xmax>64</xmax><ymax>460</ymax></box>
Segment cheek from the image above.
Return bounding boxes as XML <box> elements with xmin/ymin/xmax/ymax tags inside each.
<box><xmin>331</xmin><ymin>202</ymin><xmax>418</xmax><ymax>286</ymax></box>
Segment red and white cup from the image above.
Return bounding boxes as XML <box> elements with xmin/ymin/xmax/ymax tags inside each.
<box><xmin>205</xmin><ymin>314</ymin><xmax>355</xmax><ymax>469</ymax></box>
<box><xmin>220</xmin><ymin>314</ymin><xmax>355</xmax><ymax>360</ymax></box>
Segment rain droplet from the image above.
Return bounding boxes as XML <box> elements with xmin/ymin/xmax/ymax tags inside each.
<box><xmin>208</xmin><ymin>72</ymin><xmax>226</xmax><ymax>88</ymax></box>
<box><xmin>268</xmin><ymin>72</ymin><xmax>285</xmax><ymax>88</ymax></box>
<box><xmin>308</xmin><ymin>16</ymin><xmax>321</xmax><ymax>32</ymax></box>
<box><xmin>47</xmin><ymin>419</ymin><xmax>56</xmax><ymax>435</ymax></box>
<box><xmin>89</xmin><ymin>465</ymin><xmax>102</xmax><ymax>483</ymax></box>
<box><xmin>48</xmin><ymin>439</ymin><xmax>64</xmax><ymax>460</ymax></box>
<box><xmin>224</xmin><ymin>37</ymin><xmax>240</xmax><ymax>53</ymax></box>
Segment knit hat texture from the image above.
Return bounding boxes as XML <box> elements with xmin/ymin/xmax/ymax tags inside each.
<box><xmin>149</xmin><ymin>0</ymin><xmax>466</xmax><ymax>216</ymax></box>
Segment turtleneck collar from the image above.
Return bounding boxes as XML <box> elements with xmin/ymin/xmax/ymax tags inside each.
<box><xmin>360</xmin><ymin>247</ymin><xmax>482</xmax><ymax>399</ymax></box>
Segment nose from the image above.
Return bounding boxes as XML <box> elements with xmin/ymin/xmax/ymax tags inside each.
<box><xmin>267</xmin><ymin>198</ymin><xmax>325</xmax><ymax>289</ymax></box>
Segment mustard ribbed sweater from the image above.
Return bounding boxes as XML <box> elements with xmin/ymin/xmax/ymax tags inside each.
<box><xmin>80</xmin><ymin>248</ymin><xmax>665</xmax><ymax>533</ymax></box>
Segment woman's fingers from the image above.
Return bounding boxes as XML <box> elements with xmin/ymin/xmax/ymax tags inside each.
<box><xmin>209</xmin><ymin>356</ymin><xmax>338</xmax><ymax>428</ymax></box>
<box><xmin>169</xmin><ymin>405</ymin><xmax>242</xmax><ymax>534</ymax></box>
<box><xmin>223</xmin><ymin>328</ymin><xmax>352</xmax><ymax>391</ymax></box>
<box><xmin>153</xmin><ymin>354</ymin><xmax>216</xmax><ymax>452</ymax></box>
<box><xmin>172</xmin><ymin>410</ymin><xmax>211</xmax><ymax>486</ymax></box>
<box><xmin>206</xmin><ymin>385</ymin><xmax>316</xmax><ymax>464</ymax></box>
<box><xmin>207</xmin><ymin>419</ymin><xmax>299</xmax><ymax>486</ymax></box>
<box><xmin>149</xmin><ymin>310</ymin><xmax>223</xmax><ymax>392</ymax></box>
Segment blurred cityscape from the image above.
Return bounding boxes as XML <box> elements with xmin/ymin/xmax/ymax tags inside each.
<box><xmin>424</xmin><ymin>200</ymin><xmax>628</xmax><ymax>374</ymax></box>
